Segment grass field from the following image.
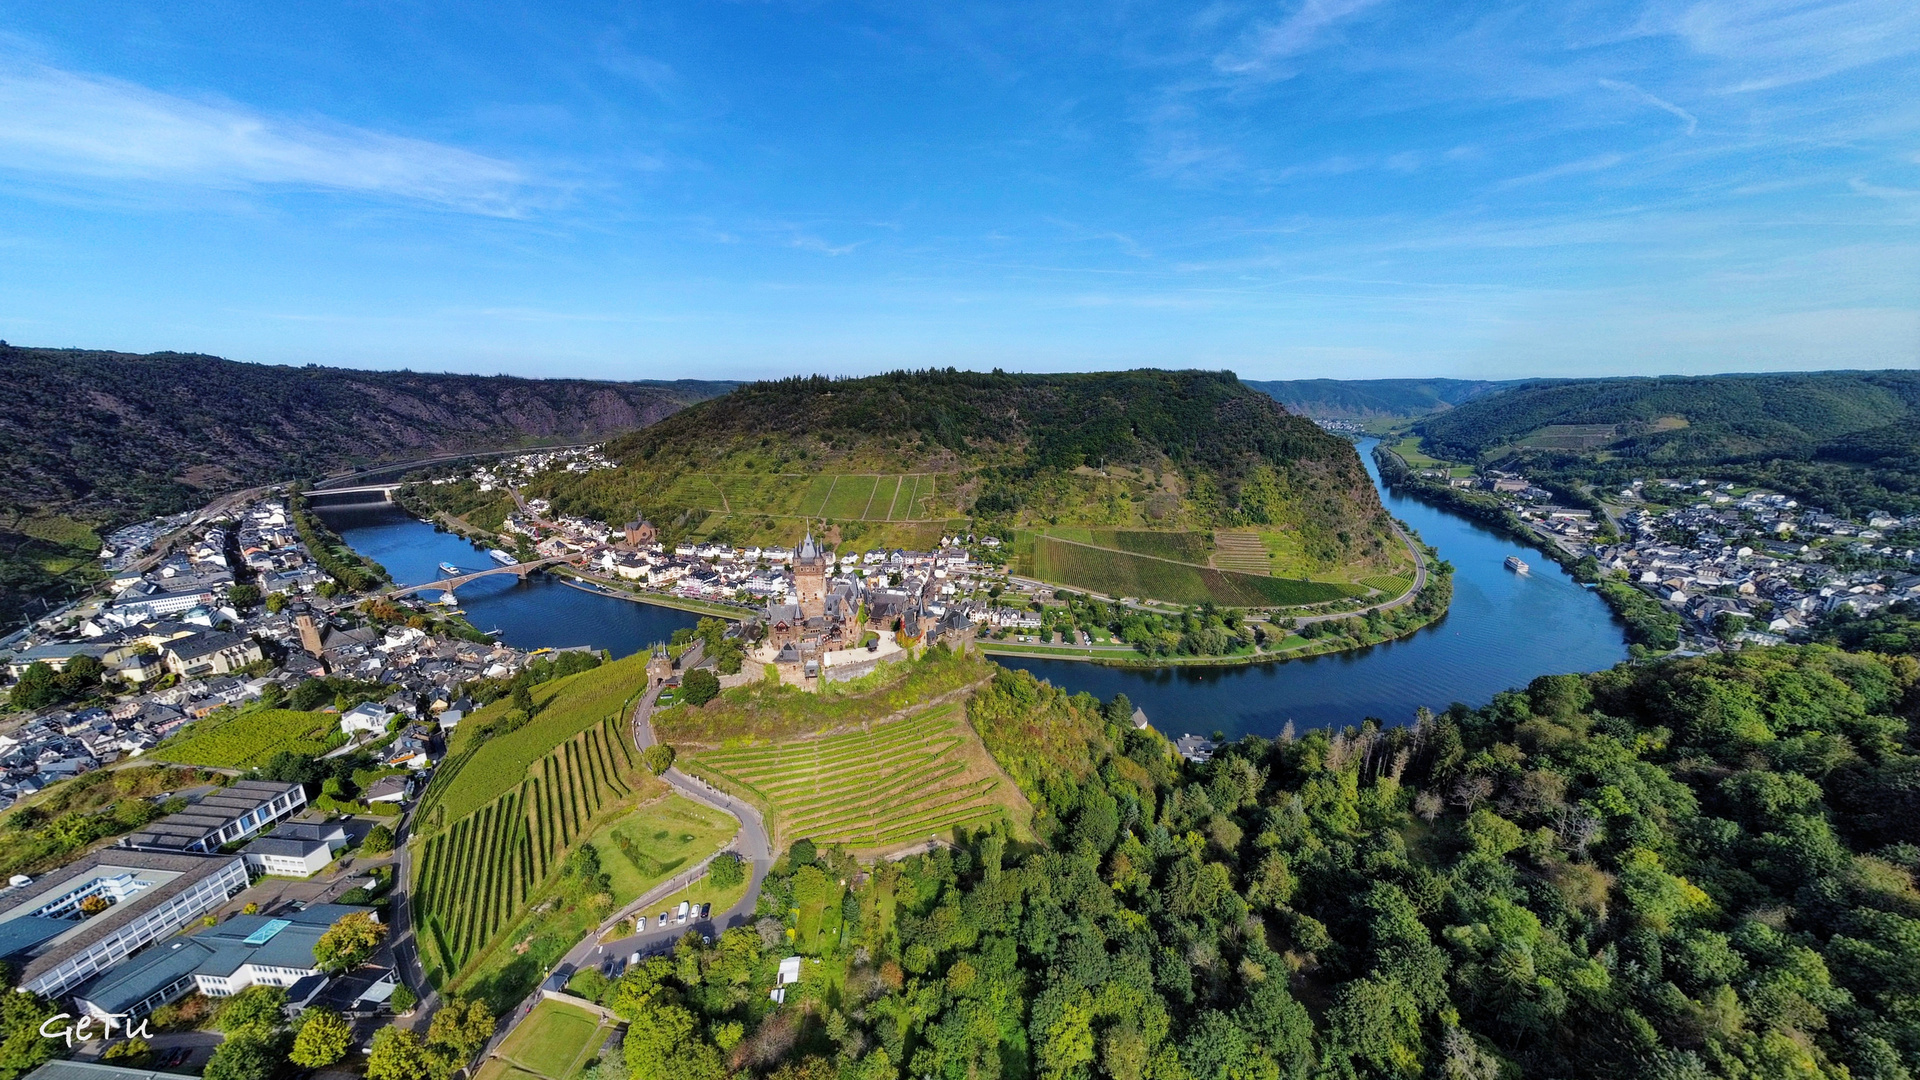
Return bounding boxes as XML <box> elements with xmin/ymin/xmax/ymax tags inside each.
<box><xmin>684</xmin><ymin>703</ymin><xmax>1020</xmax><ymax>851</ymax></box>
<box><xmin>586</xmin><ymin>798</ymin><xmax>736</xmax><ymax>902</ymax></box>
<box><xmin>481</xmin><ymin>998</ymin><xmax>616</xmax><ymax>1080</ymax></box>
<box><xmin>413</xmin><ymin>713</ymin><xmax>647</xmax><ymax>986</ymax></box>
<box><xmin>1028</xmin><ymin>534</ymin><xmax>1358</xmax><ymax>607</ymax></box>
<box><xmin>155</xmin><ymin>709</ymin><xmax>345</xmax><ymax>768</ymax></box>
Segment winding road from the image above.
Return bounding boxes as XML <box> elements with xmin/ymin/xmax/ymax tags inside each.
<box><xmin>553</xmin><ymin>650</ymin><xmax>773</xmax><ymax>978</ymax></box>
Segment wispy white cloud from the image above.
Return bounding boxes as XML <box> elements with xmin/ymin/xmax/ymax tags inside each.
<box><xmin>0</xmin><ymin>61</ymin><xmax>535</xmax><ymax>214</ymax></box>
<box><xmin>1495</xmin><ymin>152</ymin><xmax>1627</xmax><ymax>189</ymax></box>
<box><xmin>1598</xmin><ymin>78</ymin><xmax>1698</xmax><ymax>135</ymax></box>
<box><xmin>1213</xmin><ymin>0</ymin><xmax>1389</xmax><ymax>77</ymax></box>
<box><xmin>1655</xmin><ymin>0</ymin><xmax>1920</xmax><ymax>92</ymax></box>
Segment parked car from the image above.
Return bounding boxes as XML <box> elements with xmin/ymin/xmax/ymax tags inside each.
<box><xmin>700</xmin><ymin>903</ymin><xmax>711</xmax><ymax>918</ymax></box>
<box><xmin>630</xmin><ymin>951</ymin><xmax>641</xmax><ymax>965</ymax></box>
<box><xmin>658</xmin><ymin>912</ymin><xmax>668</xmax><ymax>926</ymax></box>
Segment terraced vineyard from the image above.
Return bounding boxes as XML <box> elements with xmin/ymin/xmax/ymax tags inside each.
<box><xmin>684</xmin><ymin>705</ymin><xmax>1011</xmax><ymax>850</ymax></box>
<box><xmin>413</xmin><ymin>716</ymin><xmax>641</xmax><ymax>982</ymax></box>
<box><xmin>659</xmin><ymin>472</ymin><xmax>947</xmax><ymax>522</ymax></box>
<box><xmin>1211</xmin><ymin>531</ymin><xmax>1272</xmax><ymax>574</ymax></box>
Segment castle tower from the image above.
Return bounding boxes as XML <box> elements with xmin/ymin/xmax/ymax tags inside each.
<box><xmin>794</xmin><ymin>531</ymin><xmax>827</xmax><ymax>620</ymax></box>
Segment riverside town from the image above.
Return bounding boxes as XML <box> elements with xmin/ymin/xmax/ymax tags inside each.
<box><xmin>2</xmin><ymin>6</ymin><xmax>1917</xmax><ymax>1080</ymax></box>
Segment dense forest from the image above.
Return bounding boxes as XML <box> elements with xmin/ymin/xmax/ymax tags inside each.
<box><xmin>567</xmin><ymin>638</ymin><xmax>1920</xmax><ymax>1080</ymax></box>
<box><xmin>1414</xmin><ymin>371</ymin><xmax>1920</xmax><ymax>516</ymax></box>
<box><xmin>1248</xmin><ymin>379</ymin><xmax>1522</xmax><ymax>420</ymax></box>
<box><xmin>518</xmin><ymin>369</ymin><xmax>1395</xmax><ymax>566</ymax></box>
<box><xmin>0</xmin><ymin>343</ymin><xmax>731</xmax><ymax>625</ymax></box>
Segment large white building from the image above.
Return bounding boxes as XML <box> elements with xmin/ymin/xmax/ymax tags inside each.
<box><xmin>242</xmin><ymin>822</ymin><xmax>348</xmax><ymax>878</ymax></box>
<box><xmin>71</xmin><ymin>904</ymin><xmax>375</xmax><ymax>1020</ymax></box>
<box><xmin>119</xmin><ymin>780</ymin><xmax>306</xmax><ymax>854</ymax></box>
<box><xmin>0</xmin><ymin>850</ymin><xmax>249</xmax><ymax>999</ymax></box>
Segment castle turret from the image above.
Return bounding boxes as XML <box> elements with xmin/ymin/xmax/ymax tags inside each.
<box><xmin>794</xmin><ymin>531</ymin><xmax>827</xmax><ymax>620</ymax></box>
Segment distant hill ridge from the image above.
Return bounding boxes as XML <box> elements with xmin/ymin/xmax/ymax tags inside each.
<box><xmin>0</xmin><ymin>343</ymin><xmax>733</xmax><ymax>625</ymax></box>
<box><xmin>516</xmin><ymin>368</ymin><xmax>1402</xmax><ymax>578</ymax></box>
<box><xmin>1412</xmin><ymin>369</ymin><xmax>1920</xmax><ymax>515</ymax></box>
<box><xmin>1249</xmin><ymin>377</ymin><xmax>1524</xmax><ymax>418</ymax></box>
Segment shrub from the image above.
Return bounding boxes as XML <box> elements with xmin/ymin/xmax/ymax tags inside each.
<box><xmin>707</xmin><ymin>852</ymin><xmax>744</xmax><ymax>890</ymax></box>
<box><xmin>680</xmin><ymin>669</ymin><xmax>720</xmax><ymax>707</ymax></box>
<box><xmin>362</xmin><ymin>824</ymin><xmax>396</xmax><ymax>854</ymax></box>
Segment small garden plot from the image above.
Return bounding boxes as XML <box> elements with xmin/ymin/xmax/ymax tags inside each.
<box><xmin>490</xmin><ymin>998</ymin><xmax>614</xmax><ymax>1080</ymax></box>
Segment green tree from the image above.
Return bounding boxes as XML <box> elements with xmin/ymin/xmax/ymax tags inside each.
<box><xmin>366</xmin><ymin>1026</ymin><xmax>436</xmax><ymax>1080</ymax></box>
<box><xmin>680</xmin><ymin>668</ymin><xmax>720</xmax><ymax>707</ymax></box>
<box><xmin>625</xmin><ymin>1000</ymin><xmax>726</xmax><ymax>1080</ymax></box>
<box><xmin>0</xmin><ymin>990</ymin><xmax>59</xmax><ymax>1080</ymax></box>
<box><xmin>215</xmin><ymin>985</ymin><xmax>287</xmax><ymax>1038</ymax></box>
<box><xmin>362</xmin><ymin>823</ymin><xmax>396</xmax><ymax>854</ymax></box>
<box><xmin>264</xmin><ymin>592</ymin><xmax>287</xmax><ymax>614</ymax></box>
<box><xmin>389</xmin><ymin>984</ymin><xmax>418</xmax><ymax>1014</ymax></box>
<box><xmin>227</xmin><ymin>584</ymin><xmax>262</xmax><ymax>609</ymax></box>
<box><xmin>290</xmin><ymin>1008</ymin><xmax>352</xmax><ymax>1068</ymax></box>
<box><xmin>313</xmin><ymin>910</ymin><xmax>388</xmax><ymax>972</ymax></box>
<box><xmin>426</xmin><ymin>999</ymin><xmax>495</xmax><ymax>1068</ymax></box>
<box><xmin>101</xmin><ymin>1038</ymin><xmax>154</xmax><ymax>1067</ymax></box>
<box><xmin>7</xmin><ymin>662</ymin><xmax>60</xmax><ymax>711</ymax></box>
<box><xmin>204</xmin><ymin>1036</ymin><xmax>283</xmax><ymax>1080</ymax></box>
<box><xmin>641</xmin><ymin>744</ymin><xmax>676</xmax><ymax>775</ymax></box>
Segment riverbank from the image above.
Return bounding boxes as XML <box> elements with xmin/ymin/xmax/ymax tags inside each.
<box><xmin>1370</xmin><ymin>443</ymin><xmax>1680</xmax><ymax>654</ymax></box>
<box><xmin>548</xmin><ymin>569</ymin><xmax>755</xmax><ymax>620</ymax></box>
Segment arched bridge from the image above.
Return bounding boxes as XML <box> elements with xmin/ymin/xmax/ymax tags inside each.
<box><xmin>386</xmin><ymin>556</ymin><xmax>577</xmax><ymax>598</ymax></box>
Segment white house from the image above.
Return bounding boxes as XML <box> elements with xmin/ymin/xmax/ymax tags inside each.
<box><xmin>338</xmin><ymin>702</ymin><xmax>393</xmax><ymax>737</ymax></box>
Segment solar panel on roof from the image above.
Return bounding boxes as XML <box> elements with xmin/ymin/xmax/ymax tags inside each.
<box><xmin>242</xmin><ymin>918</ymin><xmax>292</xmax><ymax>944</ymax></box>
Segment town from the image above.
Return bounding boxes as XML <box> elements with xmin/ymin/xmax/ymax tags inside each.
<box><xmin>1407</xmin><ymin>459</ymin><xmax>1920</xmax><ymax>652</ymax></box>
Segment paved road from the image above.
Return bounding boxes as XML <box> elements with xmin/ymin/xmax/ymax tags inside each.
<box><xmin>556</xmin><ymin>666</ymin><xmax>773</xmax><ymax>979</ymax></box>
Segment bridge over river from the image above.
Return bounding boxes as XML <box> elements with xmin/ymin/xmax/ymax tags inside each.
<box><xmin>385</xmin><ymin>555</ymin><xmax>576</xmax><ymax>598</ymax></box>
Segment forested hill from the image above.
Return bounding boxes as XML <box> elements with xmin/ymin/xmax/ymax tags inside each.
<box><xmin>1415</xmin><ymin>370</ymin><xmax>1920</xmax><ymax>514</ymax></box>
<box><xmin>1249</xmin><ymin>377</ymin><xmax>1523</xmax><ymax>418</ymax></box>
<box><xmin>534</xmin><ymin>369</ymin><xmax>1395</xmax><ymax>563</ymax></box>
<box><xmin>0</xmin><ymin>343</ymin><xmax>732</xmax><ymax>623</ymax></box>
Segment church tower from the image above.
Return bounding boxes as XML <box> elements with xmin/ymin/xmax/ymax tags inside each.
<box><xmin>794</xmin><ymin>531</ymin><xmax>827</xmax><ymax>619</ymax></box>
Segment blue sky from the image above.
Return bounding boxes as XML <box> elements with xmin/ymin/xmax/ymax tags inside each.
<box><xmin>0</xmin><ymin>1</ymin><xmax>1915</xmax><ymax>381</ymax></box>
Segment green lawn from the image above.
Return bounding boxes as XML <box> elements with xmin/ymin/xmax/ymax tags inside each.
<box><xmin>587</xmin><ymin>795</ymin><xmax>737</xmax><ymax>902</ymax></box>
<box><xmin>491</xmin><ymin>998</ymin><xmax>613</xmax><ymax>1079</ymax></box>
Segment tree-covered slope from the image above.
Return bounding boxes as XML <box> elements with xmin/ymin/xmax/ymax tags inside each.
<box><xmin>1415</xmin><ymin>370</ymin><xmax>1920</xmax><ymax>514</ymax></box>
<box><xmin>0</xmin><ymin>343</ymin><xmax>731</xmax><ymax>625</ymax></box>
<box><xmin>589</xmin><ymin>641</ymin><xmax>1920</xmax><ymax>1080</ymax></box>
<box><xmin>530</xmin><ymin>369</ymin><xmax>1399</xmax><ymax>572</ymax></box>
<box><xmin>1249</xmin><ymin>377</ymin><xmax>1523</xmax><ymax>419</ymax></box>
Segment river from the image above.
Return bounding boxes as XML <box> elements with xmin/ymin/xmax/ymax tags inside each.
<box><xmin>312</xmin><ymin>504</ymin><xmax>704</xmax><ymax>655</ymax></box>
<box><xmin>996</xmin><ymin>440</ymin><xmax>1629</xmax><ymax>737</ymax></box>
<box><xmin>318</xmin><ymin>437</ymin><xmax>1628</xmax><ymax>739</ymax></box>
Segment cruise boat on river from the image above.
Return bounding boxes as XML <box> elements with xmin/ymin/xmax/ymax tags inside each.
<box><xmin>1505</xmin><ymin>555</ymin><xmax>1530</xmax><ymax>574</ymax></box>
<box><xmin>438</xmin><ymin>561</ymin><xmax>462</xmax><ymax>577</ymax></box>
<box><xmin>488</xmin><ymin>549</ymin><xmax>519</xmax><ymax>566</ymax></box>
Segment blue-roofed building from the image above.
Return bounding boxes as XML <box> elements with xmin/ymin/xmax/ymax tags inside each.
<box><xmin>70</xmin><ymin>904</ymin><xmax>374</xmax><ymax>1021</ymax></box>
